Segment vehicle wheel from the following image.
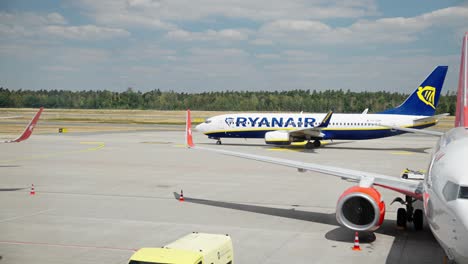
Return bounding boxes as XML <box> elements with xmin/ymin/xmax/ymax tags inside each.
<box><xmin>313</xmin><ymin>140</ymin><xmax>321</xmax><ymax>148</ymax></box>
<box><xmin>397</xmin><ymin>208</ymin><xmax>407</xmax><ymax>228</ymax></box>
<box><xmin>402</xmin><ymin>174</ymin><xmax>408</xmax><ymax>179</ymax></box>
<box><xmin>305</xmin><ymin>142</ymin><xmax>314</xmax><ymax>149</ymax></box>
<box><xmin>216</xmin><ymin>140</ymin><xmax>222</xmax><ymax>145</ymax></box>
<box><xmin>414</xmin><ymin>209</ymin><xmax>423</xmax><ymax>231</ymax></box>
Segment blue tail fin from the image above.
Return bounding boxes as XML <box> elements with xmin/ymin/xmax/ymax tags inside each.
<box><xmin>379</xmin><ymin>66</ymin><xmax>448</xmax><ymax>116</ymax></box>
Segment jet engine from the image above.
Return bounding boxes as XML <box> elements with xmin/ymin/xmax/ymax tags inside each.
<box><xmin>264</xmin><ymin>131</ymin><xmax>291</xmax><ymax>145</ymax></box>
<box><xmin>336</xmin><ymin>186</ymin><xmax>385</xmax><ymax>231</ymax></box>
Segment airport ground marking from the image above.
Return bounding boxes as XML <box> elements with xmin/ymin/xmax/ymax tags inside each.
<box><xmin>79</xmin><ymin>141</ymin><xmax>105</xmax><ymax>152</ymax></box>
<box><xmin>0</xmin><ymin>209</ymin><xmax>54</xmax><ymax>223</ymax></box>
<box><xmin>391</xmin><ymin>151</ymin><xmax>414</xmax><ymax>155</ymax></box>
<box><xmin>0</xmin><ymin>142</ymin><xmax>105</xmax><ymax>164</ymax></box>
<box><xmin>0</xmin><ymin>240</ymin><xmax>136</xmax><ymax>252</ymax></box>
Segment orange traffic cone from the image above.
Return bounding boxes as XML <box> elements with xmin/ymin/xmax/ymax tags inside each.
<box><xmin>179</xmin><ymin>190</ymin><xmax>184</xmax><ymax>202</ymax></box>
<box><xmin>30</xmin><ymin>184</ymin><xmax>35</xmax><ymax>196</ymax></box>
<box><xmin>352</xmin><ymin>231</ymin><xmax>361</xmax><ymax>251</ymax></box>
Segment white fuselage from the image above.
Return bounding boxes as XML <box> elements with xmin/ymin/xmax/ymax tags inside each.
<box><xmin>196</xmin><ymin>113</ymin><xmax>435</xmax><ymax>141</ymax></box>
<box><xmin>424</xmin><ymin>127</ymin><xmax>468</xmax><ymax>262</ymax></box>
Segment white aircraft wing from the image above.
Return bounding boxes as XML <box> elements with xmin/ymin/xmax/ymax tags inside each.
<box><xmin>288</xmin><ymin>111</ymin><xmax>333</xmax><ymax>138</ymax></box>
<box><xmin>380</xmin><ymin>113</ymin><xmax>448</xmax><ymax>137</ymax></box>
<box><xmin>186</xmin><ymin>110</ymin><xmax>422</xmax><ymax>199</ymax></box>
<box><xmin>383</xmin><ymin>125</ymin><xmax>443</xmax><ymax>137</ymax></box>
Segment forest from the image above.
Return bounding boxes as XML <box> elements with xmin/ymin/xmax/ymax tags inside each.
<box><xmin>0</xmin><ymin>87</ymin><xmax>457</xmax><ymax>114</ymax></box>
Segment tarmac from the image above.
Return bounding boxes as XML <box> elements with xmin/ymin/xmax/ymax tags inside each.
<box><xmin>0</xmin><ymin>126</ymin><xmax>445</xmax><ymax>263</ymax></box>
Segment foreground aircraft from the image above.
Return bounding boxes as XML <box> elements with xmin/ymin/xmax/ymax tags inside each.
<box><xmin>185</xmin><ymin>33</ymin><xmax>468</xmax><ymax>264</ymax></box>
<box><xmin>1</xmin><ymin>107</ymin><xmax>44</xmax><ymax>143</ymax></box>
<box><xmin>196</xmin><ymin>66</ymin><xmax>448</xmax><ymax>148</ymax></box>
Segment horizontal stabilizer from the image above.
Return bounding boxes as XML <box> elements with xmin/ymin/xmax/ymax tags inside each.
<box><xmin>413</xmin><ymin>113</ymin><xmax>449</xmax><ymax>124</ymax></box>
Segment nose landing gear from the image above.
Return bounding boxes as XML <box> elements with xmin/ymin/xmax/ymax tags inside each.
<box><xmin>392</xmin><ymin>195</ymin><xmax>423</xmax><ymax>230</ymax></box>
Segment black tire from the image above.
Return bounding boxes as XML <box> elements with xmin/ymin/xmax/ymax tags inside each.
<box><xmin>397</xmin><ymin>208</ymin><xmax>407</xmax><ymax>228</ymax></box>
<box><xmin>305</xmin><ymin>142</ymin><xmax>314</xmax><ymax>149</ymax></box>
<box><xmin>216</xmin><ymin>140</ymin><xmax>222</xmax><ymax>145</ymax></box>
<box><xmin>414</xmin><ymin>209</ymin><xmax>423</xmax><ymax>231</ymax></box>
<box><xmin>313</xmin><ymin>140</ymin><xmax>321</xmax><ymax>148</ymax></box>
<box><xmin>402</xmin><ymin>174</ymin><xmax>408</xmax><ymax>179</ymax></box>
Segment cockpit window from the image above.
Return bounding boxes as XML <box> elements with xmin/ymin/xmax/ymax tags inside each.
<box><xmin>442</xmin><ymin>181</ymin><xmax>459</xmax><ymax>202</ymax></box>
<box><xmin>459</xmin><ymin>186</ymin><xmax>468</xmax><ymax>199</ymax></box>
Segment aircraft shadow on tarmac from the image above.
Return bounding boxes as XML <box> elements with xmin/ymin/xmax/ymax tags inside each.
<box><xmin>173</xmin><ymin>192</ymin><xmax>444</xmax><ymax>263</ymax></box>
<box><xmin>0</xmin><ymin>187</ymin><xmax>26</xmax><ymax>192</ymax></box>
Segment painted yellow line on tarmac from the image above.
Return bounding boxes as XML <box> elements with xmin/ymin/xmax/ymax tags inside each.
<box><xmin>391</xmin><ymin>151</ymin><xmax>413</xmax><ymax>155</ymax></box>
<box><xmin>0</xmin><ymin>142</ymin><xmax>105</xmax><ymax>164</ymax></box>
<box><xmin>79</xmin><ymin>141</ymin><xmax>105</xmax><ymax>151</ymax></box>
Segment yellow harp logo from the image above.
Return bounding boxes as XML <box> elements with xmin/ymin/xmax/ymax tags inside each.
<box><xmin>416</xmin><ymin>86</ymin><xmax>436</xmax><ymax>109</ymax></box>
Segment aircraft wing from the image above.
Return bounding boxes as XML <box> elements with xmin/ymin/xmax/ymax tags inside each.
<box><xmin>186</xmin><ymin>110</ymin><xmax>422</xmax><ymax>199</ymax></box>
<box><xmin>3</xmin><ymin>107</ymin><xmax>44</xmax><ymax>143</ymax></box>
<box><xmin>382</xmin><ymin>125</ymin><xmax>443</xmax><ymax>137</ymax></box>
<box><xmin>288</xmin><ymin>111</ymin><xmax>333</xmax><ymax>138</ymax></box>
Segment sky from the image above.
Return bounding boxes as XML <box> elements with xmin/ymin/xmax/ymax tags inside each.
<box><xmin>0</xmin><ymin>0</ymin><xmax>467</xmax><ymax>93</ymax></box>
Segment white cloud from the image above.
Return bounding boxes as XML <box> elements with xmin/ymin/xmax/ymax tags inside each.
<box><xmin>166</xmin><ymin>29</ymin><xmax>249</xmax><ymax>41</ymax></box>
<box><xmin>0</xmin><ymin>12</ymin><xmax>129</xmax><ymax>41</ymax></box>
<box><xmin>77</xmin><ymin>0</ymin><xmax>378</xmax><ymax>25</ymax></box>
<box><xmin>44</xmin><ymin>25</ymin><xmax>130</xmax><ymax>40</ymax></box>
<box><xmin>46</xmin><ymin>13</ymin><xmax>68</xmax><ymax>25</ymax></box>
<box><xmin>256</xmin><ymin>6</ymin><xmax>468</xmax><ymax>46</ymax></box>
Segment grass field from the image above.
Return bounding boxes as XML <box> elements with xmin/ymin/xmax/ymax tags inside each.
<box><xmin>0</xmin><ymin>108</ymin><xmax>455</xmax><ymax>136</ymax></box>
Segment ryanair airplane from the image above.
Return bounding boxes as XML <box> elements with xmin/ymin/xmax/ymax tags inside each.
<box><xmin>195</xmin><ymin>66</ymin><xmax>448</xmax><ymax>148</ymax></box>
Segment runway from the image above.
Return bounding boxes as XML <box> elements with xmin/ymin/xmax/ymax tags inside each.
<box><xmin>0</xmin><ymin>126</ymin><xmax>444</xmax><ymax>263</ymax></box>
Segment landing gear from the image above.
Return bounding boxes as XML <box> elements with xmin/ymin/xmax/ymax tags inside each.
<box><xmin>313</xmin><ymin>140</ymin><xmax>321</xmax><ymax>148</ymax></box>
<box><xmin>413</xmin><ymin>209</ymin><xmax>423</xmax><ymax>230</ymax></box>
<box><xmin>392</xmin><ymin>195</ymin><xmax>423</xmax><ymax>230</ymax></box>
<box><xmin>305</xmin><ymin>140</ymin><xmax>321</xmax><ymax>149</ymax></box>
<box><xmin>397</xmin><ymin>208</ymin><xmax>407</xmax><ymax>228</ymax></box>
<box><xmin>216</xmin><ymin>139</ymin><xmax>222</xmax><ymax>145</ymax></box>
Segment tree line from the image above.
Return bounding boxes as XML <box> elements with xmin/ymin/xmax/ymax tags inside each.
<box><xmin>0</xmin><ymin>87</ymin><xmax>456</xmax><ymax>114</ymax></box>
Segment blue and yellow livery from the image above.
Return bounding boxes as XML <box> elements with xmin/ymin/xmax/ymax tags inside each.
<box><xmin>195</xmin><ymin>66</ymin><xmax>448</xmax><ymax>148</ymax></box>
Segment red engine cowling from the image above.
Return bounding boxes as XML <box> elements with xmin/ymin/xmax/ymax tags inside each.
<box><xmin>336</xmin><ymin>186</ymin><xmax>385</xmax><ymax>232</ymax></box>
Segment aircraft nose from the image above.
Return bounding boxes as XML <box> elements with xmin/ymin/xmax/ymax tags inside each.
<box><xmin>195</xmin><ymin>123</ymin><xmax>204</xmax><ymax>132</ymax></box>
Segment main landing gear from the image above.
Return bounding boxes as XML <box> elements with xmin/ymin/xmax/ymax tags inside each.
<box><xmin>215</xmin><ymin>139</ymin><xmax>222</xmax><ymax>145</ymax></box>
<box><xmin>392</xmin><ymin>195</ymin><xmax>423</xmax><ymax>230</ymax></box>
<box><xmin>305</xmin><ymin>140</ymin><xmax>321</xmax><ymax>149</ymax></box>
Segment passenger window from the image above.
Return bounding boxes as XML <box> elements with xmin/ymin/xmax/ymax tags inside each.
<box><xmin>459</xmin><ymin>186</ymin><xmax>468</xmax><ymax>199</ymax></box>
<box><xmin>442</xmin><ymin>181</ymin><xmax>459</xmax><ymax>201</ymax></box>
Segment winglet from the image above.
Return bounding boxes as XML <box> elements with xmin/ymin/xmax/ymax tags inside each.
<box><xmin>318</xmin><ymin>111</ymin><xmax>333</xmax><ymax>128</ymax></box>
<box><xmin>9</xmin><ymin>107</ymin><xmax>44</xmax><ymax>143</ymax></box>
<box><xmin>186</xmin><ymin>109</ymin><xmax>195</xmax><ymax>148</ymax></box>
<box><xmin>455</xmin><ymin>32</ymin><xmax>468</xmax><ymax>127</ymax></box>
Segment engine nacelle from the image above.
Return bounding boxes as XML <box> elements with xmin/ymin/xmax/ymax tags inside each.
<box><xmin>264</xmin><ymin>131</ymin><xmax>291</xmax><ymax>145</ymax></box>
<box><xmin>336</xmin><ymin>186</ymin><xmax>385</xmax><ymax>232</ymax></box>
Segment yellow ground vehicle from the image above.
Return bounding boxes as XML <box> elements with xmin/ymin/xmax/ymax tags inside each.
<box><xmin>128</xmin><ymin>232</ymin><xmax>234</xmax><ymax>264</ymax></box>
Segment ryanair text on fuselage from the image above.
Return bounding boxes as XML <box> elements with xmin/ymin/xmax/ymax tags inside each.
<box><xmin>226</xmin><ymin>116</ymin><xmax>317</xmax><ymax>128</ymax></box>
